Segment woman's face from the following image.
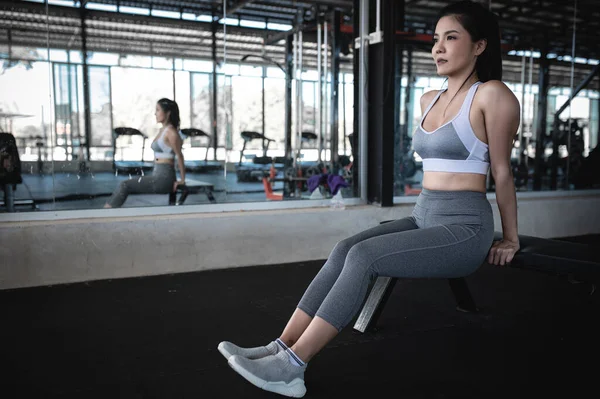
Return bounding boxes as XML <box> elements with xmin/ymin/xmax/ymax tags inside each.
<box><xmin>432</xmin><ymin>16</ymin><xmax>482</xmax><ymax>77</ymax></box>
<box><xmin>155</xmin><ymin>103</ymin><xmax>168</xmax><ymax>124</ymax></box>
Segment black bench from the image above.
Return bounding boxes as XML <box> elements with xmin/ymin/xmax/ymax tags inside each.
<box><xmin>353</xmin><ymin>226</ymin><xmax>600</xmax><ymax>333</ymax></box>
<box><xmin>168</xmin><ymin>179</ymin><xmax>216</xmax><ymax>205</ymax></box>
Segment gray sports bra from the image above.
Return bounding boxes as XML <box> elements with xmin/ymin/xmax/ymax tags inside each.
<box><xmin>151</xmin><ymin>129</ymin><xmax>175</xmax><ymax>160</ymax></box>
<box><xmin>412</xmin><ymin>81</ymin><xmax>489</xmax><ymax>175</ymax></box>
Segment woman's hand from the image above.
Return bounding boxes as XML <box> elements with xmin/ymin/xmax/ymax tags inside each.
<box><xmin>487</xmin><ymin>239</ymin><xmax>520</xmax><ymax>266</ymax></box>
<box><xmin>173</xmin><ymin>180</ymin><xmax>185</xmax><ymax>192</ymax></box>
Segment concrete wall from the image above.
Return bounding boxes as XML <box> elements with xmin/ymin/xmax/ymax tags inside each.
<box><xmin>1</xmin><ymin>191</ymin><xmax>599</xmax><ymax>290</ymax></box>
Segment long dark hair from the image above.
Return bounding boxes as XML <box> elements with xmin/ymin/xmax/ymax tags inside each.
<box><xmin>157</xmin><ymin>98</ymin><xmax>181</xmax><ymax>129</ymax></box>
<box><xmin>438</xmin><ymin>0</ymin><xmax>502</xmax><ymax>82</ymax></box>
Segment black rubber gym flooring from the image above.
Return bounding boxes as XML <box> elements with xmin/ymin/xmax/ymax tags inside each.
<box><xmin>2</xmin><ymin>235</ymin><xmax>599</xmax><ymax>398</ymax></box>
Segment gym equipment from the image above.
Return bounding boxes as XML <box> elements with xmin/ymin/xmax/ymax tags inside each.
<box><xmin>112</xmin><ymin>127</ymin><xmax>154</xmax><ymax>175</ymax></box>
<box><xmin>0</xmin><ymin>132</ymin><xmax>35</xmax><ymax>211</ymax></box>
<box><xmin>283</xmin><ymin>131</ymin><xmax>326</xmax><ymax>180</ymax></box>
<box><xmin>179</xmin><ymin>128</ymin><xmax>222</xmax><ymax>172</ymax></box>
<box><xmin>262</xmin><ymin>132</ymin><xmax>328</xmax><ymax>199</ymax></box>
<box><xmin>235</xmin><ymin>130</ymin><xmax>285</xmax><ymax>182</ymax></box>
<box><xmin>168</xmin><ymin>179</ymin><xmax>216</xmax><ymax>205</ymax></box>
<box><xmin>529</xmin><ymin>117</ymin><xmax>587</xmax><ymax>190</ymax></box>
<box><xmin>354</xmin><ymin>224</ymin><xmax>600</xmax><ymax>333</ymax></box>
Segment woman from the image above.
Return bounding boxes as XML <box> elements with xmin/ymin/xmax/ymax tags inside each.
<box><xmin>219</xmin><ymin>1</ymin><xmax>521</xmax><ymax>397</ymax></box>
<box><xmin>104</xmin><ymin>98</ymin><xmax>185</xmax><ymax>208</ymax></box>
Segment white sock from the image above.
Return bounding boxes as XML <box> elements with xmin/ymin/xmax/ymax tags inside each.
<box><xmin>285</xmin><ymin>348</ymin><xmax>306</xmax><ymax>367</ymax></box>
<box><xmin>275</xmin><ymin>338</ymin><xmax>289</xmax><ymax>351</ymax></box>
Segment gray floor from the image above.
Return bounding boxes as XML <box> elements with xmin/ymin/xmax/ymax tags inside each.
<box><xmin>2</xmin><ymin>235</ymin><xmax>599</xmax><ymax>398</ymax></box>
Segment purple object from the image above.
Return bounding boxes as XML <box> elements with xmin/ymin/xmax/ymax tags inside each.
<box><xmin>327</xmin><ymin>174</ymin><xmax>349</xmax><ymax>195</ymax></box>
<box><xmin>307</xmin><ymin>175</ymin><xmax>322</xmax><ymax>193</ymax></box>
<box><xmin>307</xmin><ymin>173</ymin><xmax>349</xmax><ymax>195</ymax></box>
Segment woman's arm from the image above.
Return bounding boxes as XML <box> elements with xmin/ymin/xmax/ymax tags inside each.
<box><xmin>480</xmin><ymin>80</ymin><xmax>521</xmax><ymax>265</ymax></box>
<box><xmin>166</xmin><ymin>128</ymin><xmax>186</xmax><ymax>186</ymax></box>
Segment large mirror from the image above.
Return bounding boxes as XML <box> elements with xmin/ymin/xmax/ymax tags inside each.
<box><xmin>0</xmin><ymin>0</ymin><xmax>357</xmax><ymax>213</ymax></box>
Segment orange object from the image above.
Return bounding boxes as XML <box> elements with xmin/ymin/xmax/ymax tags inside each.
<box><xmin>405</xmin><ymin>184</ymin><xmax>422</xmax><ymax>196</ymax></box>
<box><xmin>263</xmin><ymin>177</ymin><xmax>283</xmax><ymax>201</ymax></box>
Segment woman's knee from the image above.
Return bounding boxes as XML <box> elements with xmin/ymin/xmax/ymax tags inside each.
<box><xmin>332</xmin><ymin>238</ymin><xmax>356</xmax><ymax>257</ymax></box>
<box><xmin>343</xmin><ymin>244</ymin><xmax>377</xmax><ymax>278</ymax></box>
<box><xmin>118</xmin><ymin>181</ymin><xmax>130</xmax><ymax>194</ymax></box>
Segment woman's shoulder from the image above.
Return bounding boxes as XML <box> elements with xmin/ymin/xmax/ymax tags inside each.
<box><xmin>477</xmin><ymin>80</ymin><xmax>515</xmax><ymax>98</ymax></box>
<box><xmin>477</xmin><ymin>80</ymin><xmax>519</xmax><ymax>110</ymax></box>
<box><xmin>164</xmin><ymin>125</ymin><xmax>179</xmax><ymax>137</ymax></box>
<box><xmin>419</xmin><ymin>89</ymin><xmax>441</xmax><ymax>111</ymax></box>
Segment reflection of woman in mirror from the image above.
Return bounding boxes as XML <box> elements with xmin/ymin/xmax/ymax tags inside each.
<box><xmin>218</xmin><ymin>1</ymin><xmax>520</xmax><ymax>397</ymax></box>
<box><xmin>104</xmin><ymin>98</ymin><xmax>185</xmax><ymax>208</ymax></box>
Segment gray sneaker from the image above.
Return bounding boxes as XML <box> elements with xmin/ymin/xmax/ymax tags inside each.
<box><xmin>228</xmin><ymin>350</ymin><xmax>307</xmax><ymax>398</ymax></box>
<box><xmin>217</xmin><ymin>340</ymin><xmax>285</xmax><ymax>360</ymax></box>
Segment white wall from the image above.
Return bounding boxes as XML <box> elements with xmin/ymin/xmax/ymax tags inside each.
<box><xmin>1</xmin><ymin>191</ymin><xmax>599</xmax><ymax>290</ymax></box>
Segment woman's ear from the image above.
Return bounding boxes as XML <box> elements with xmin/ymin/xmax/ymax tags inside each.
<box><xmin>475</xmin><ymin>39</ymin><xmax>487</xmax><ymax>56</ymax></box>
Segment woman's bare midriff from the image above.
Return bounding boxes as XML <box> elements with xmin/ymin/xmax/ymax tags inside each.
<box><xmin>155</xmin><ymin>159</ymin><xmax>175</xmax><ymax>165</ymax></box>
<box><xmin>422</xmin><ymin>171</ymin><xmax>487</xmax><ymax>193</ymax></box>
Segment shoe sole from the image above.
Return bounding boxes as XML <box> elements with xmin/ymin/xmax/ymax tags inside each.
<box><xmin>217</xmin><ymin>342</ymin><xmax>233</xmax><ymax>360</ymax></box>
<box><xmin>228</xmin><ymin>356</ymin><xmax>306</xmax><ymax>398</ymax></box>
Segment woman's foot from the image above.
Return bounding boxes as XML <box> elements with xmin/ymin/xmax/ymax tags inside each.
<box><xmin>228</xmin><ymin>350</ymin><xmax>307</xmax><ymax>398</ymax></box>
<box><xmin>217</xmin><ymin>339</ymin><xmax>287</xmax><ymax>360</ymax></box>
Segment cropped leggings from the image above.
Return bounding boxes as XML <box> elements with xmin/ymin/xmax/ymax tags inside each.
<box><xmin>107</xmin><ymin>163</ymin><xmax>176</xmax><ymax>208</ymax></box>
<box><xmin>297</xmin><ymin>188</ymin><xmax>495</xmax><ymax>331</ymax></box>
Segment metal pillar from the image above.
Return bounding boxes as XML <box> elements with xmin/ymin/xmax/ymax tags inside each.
<box><xmin>395</xmin><ymin>45</ymin><xmax>410</xmax><ymax>190</ymax></box>
<box><xmin>262</xmin><ymin>66</ymin><xmax>265</xmax><ymax>136</ymax></box>
<box><xmin>330</xmin><ymin>10</ymin><xmax>341</xmax><ymax>172</ymax></box>
<box><xmin>284</xmin><ymin>35</ymin><xmax>293</xmax><ymax>160</ymax></box>
<box><xmin>350</xmin><ymin>0</ymin><xmax>358</xmax><ymax>197</ymax></box>
<box><xmin>597</xmin><ymin>95</ymin><xmax>600</xmax><ymax>149</ymax></box>
<box><xmin>357</xmin><ymin>0</ymin><xmax>369</xmax><ymax>202</ymax></box>
<box><xmin>323</xmin><ymin>21</ymin><xmax>328</xmax><ymax>162</ymax></box>
<box><xmin>189</xmin><ymin>72</ymin><xmax>194</xmax><ymax>127</ymax></box>
<box><xmin>211</xmin><ymin>21</ymin><xmax>218</xmax><ymax>160</ymax></box>
<box><xmin>403</xmin><ymin>49</ymin><xmax>413</xmax><ymax>138</ymax></box>
<box><xmin>366</xmin><ymin>0</ymin><xmax>400</xmax><ymax>206</ymax></box>
<box><xmin>519</xmin><ymin>54</ymin><xmax>526</xmax><ymax>163</ymax></box>
<box><xmin>79</xmin><ymin>0</ymin><xmax>91</xmax><ymax>162</ymax></box>
<box><xmin>172</xmin><ymin>59</ymin><xmax>177</xmax><ymax>101</ymax></box>
<box><xmin>526</xmin><ymin>50</ymin><xmax>534</xmax><ymax>168</ymax></box>
<box><xmin>533</xmin><ymin>48</ymin><xmax>549</xmax><ymax>191</ymax></box>
<box><xmin>317</xmin><ymin>20</ymin><xmax>323</xmax><ymax>163</ymax></box>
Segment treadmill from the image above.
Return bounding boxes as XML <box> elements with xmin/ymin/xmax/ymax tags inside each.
<box><xmin>179</xmin><ymin>128</ymin><xmax>222</xmax><ymax>172</ymax></box>
<box><xmin>112</xmin><ymin>127</ymin><xmax>154</xmax><ymax>175</ymax></box>
<box><xmin>235</xmin><ymin>131</ymin><xmax>285</xmax><ymax>182</ymax></box>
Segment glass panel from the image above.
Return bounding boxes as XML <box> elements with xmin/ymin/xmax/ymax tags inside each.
<box><xmin>231</xmin><ymin>75</ymin><xmax>263</xmax><ymax>160</ymax></box>
<box><xmin>0</xmin><ymin>58</ymin><xmax>54</xmax><ymax>211</ymax></box>
<box><xmin>264</xmin><ymin>76</ymin><xmax>286</xmax><ymax>153</ymax></box>
<box><xmin>110</xmin><ymin>67</ymin><xmax>174</xmax><ymax>162</ymax></box>
<box><xmin>89</xmin><ymin>66</ymin><xmax>112</xmax><ymax>150</ymax></box>
<box><xmin>191</xmin><ymin>73</ymin><xmax>212</xmax><ymax>135</ymax></box>
<box><xmin>1</xmin><ymin>0</ymin><xmax>360</xmax><ymax>213</ymax></box>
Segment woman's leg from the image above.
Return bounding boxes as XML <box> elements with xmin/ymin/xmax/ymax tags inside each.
<box><xmin>105</xmin><ymin>176</ymin><xmax>157</xmax><ymax>208</ymax></box>
<box><xmin>291</xmin><ymin>221</ymin><xmax>493</xmax><ymax>363</ymax></box>
<box><xmin>280</xmin><ymin>217</ymin><xmax>419</xmax><ymax>346</ymax></box>
<box><xmin>218</xmin><ymin>218</ymin><xmax>419</xmax><ymax>360</ymax></box>
<box><xmin>226</xmin><ymin>224</ymin><xmax>491</xmax><ymax>398</ymax></box>
<box><xmin>104</xmin><ymin>165</ymin><xmax>174</xmax><ymax>208</ymax></box>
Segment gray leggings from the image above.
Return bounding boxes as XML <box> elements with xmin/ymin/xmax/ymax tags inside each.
<box><xmin>297</xmin><ymin>189</ymin><xmax>495</xmax><ymax>331</ymax></box>
<box><xmin>107</xmin><ymin>163</ymin><xmax>176</xmax><ymax>208</ymax></box>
